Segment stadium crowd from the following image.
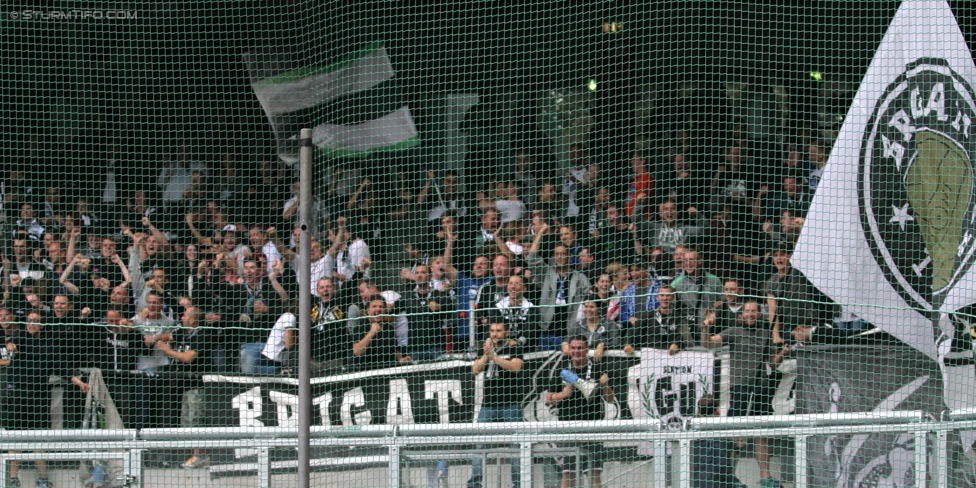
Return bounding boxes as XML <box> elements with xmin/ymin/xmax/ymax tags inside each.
<box><xmin>0</xmin><ymin>122</ymin><xmax>851</xmax><ymax>486</ymax></box>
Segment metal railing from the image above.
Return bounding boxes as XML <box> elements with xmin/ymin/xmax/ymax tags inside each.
<box><xmin>0</xmin><ymin>410</ymin><xmax>969</xmax><ymax>488</ymax></box>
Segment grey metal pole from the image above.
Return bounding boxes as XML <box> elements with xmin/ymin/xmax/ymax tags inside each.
<box><xmin>297</xmin><ymin>128</ymin><xmax>314</xmax><ymax>488</ymax></box>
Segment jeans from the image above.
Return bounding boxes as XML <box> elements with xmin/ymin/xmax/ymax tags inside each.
<box><xmin>240</xmin><ymin>343</ymin><xmax>278</xmax><ymax>374</ymax></box>
<box><xmin>468</xmin><ymin>404</ymin><xmax>522</xmax><ymax>488</ymax></box>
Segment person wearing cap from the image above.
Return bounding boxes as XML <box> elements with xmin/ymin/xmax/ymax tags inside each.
<box><xmin>764</xmin><ymin>242</ymin><xmax>815</xmax><ymax>346</ymax></box>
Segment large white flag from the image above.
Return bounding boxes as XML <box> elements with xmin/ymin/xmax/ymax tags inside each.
<box><xmin>793</xmin><ymin>0</ymin><xmax>976</xmax><ymax>362</ymax></box>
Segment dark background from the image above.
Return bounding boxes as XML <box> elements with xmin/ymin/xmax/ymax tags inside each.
<box><xmin>0</xmin><ymin>1</ymin><xmax>971</xmax><ymax>175</ymax></box>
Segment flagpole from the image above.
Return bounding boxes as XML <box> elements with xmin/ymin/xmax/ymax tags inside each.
<box><xmin>297</xmin><ymin>128</ymin><xmax>313</xmax><ymax>488</ymax></box>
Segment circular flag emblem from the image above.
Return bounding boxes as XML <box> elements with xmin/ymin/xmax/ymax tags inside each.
<box><xmin>860</xmin><ymin>58</ymin><xmax>976</xmax><ymax>311</ymax></box>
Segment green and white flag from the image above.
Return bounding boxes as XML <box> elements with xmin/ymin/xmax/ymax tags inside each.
<box><xmin>246</xmin><ymin>42</ymin><xmax>419</xmax><ymax>162</ymax></box>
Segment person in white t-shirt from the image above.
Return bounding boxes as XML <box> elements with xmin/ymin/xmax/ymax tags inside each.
<box><xmin>257</xmin><ymin>308</ymin><xmax>296</xmax><ymax>374</ymax></box>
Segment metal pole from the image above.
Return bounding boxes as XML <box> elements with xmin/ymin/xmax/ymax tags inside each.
<box><xmin>297</xmin><ymin>128</ymin><xmax>314</xmax><ymax>488</ymax></box>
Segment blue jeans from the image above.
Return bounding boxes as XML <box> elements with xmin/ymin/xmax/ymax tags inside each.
<box><xmin>240</xmin><ymin>343</ymin><xmax>279</xmax><ymax>374</ymax></box>
<box><xmin>468</xmin><ymin>404</ymin><xmax>522</xmax><ymax>488</ymax></box>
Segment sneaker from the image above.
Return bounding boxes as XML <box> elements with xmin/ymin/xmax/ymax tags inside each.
<box><xmin>6</xmin><ymin>478</ymin><xmax>19</xmax><ymax>488</ymax></box>
<box><xmin>758</xmin><ymin>477</ymin><xmax>783</xmax><ymax>488</ymax></box>
<box><xmin>180</xmin><ymin>456</ymin><xmax>210</xmax><ymax>469</ymax></box>
<box><xmin>34</xmin><ymin>479</ymin><xmax>53</xmax><ymax>488</ymax></box>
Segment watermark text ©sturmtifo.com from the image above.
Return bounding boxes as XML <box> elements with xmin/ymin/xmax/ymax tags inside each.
<box><xmin>8</xmin><ymin>10</ymin><xmax>138</xmax><ymax>21</ymax></box>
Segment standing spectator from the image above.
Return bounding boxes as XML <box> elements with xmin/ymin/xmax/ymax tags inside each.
<box><xmin>640</xmin><ymin>199</ymin><xmax>703</xmax><ymax>256</ymax></box>
<box><xmin>590</xmin><ymin>204</ymin><xmax>641</xmax><ymax>271</ymax></box>
<box><xmin>672</xmin><ymin>248</ymin><xmax>724</xmax><ymax>325</ymax></box>
<box><xmin>153</xmin><ymin>306</ymin><xmax>213</xmax><ymax>469</ymax></box>
<box><xmin>310</xmin><ymin>278</ymin><xmax>348</xmax><ymax>370</ymax></box>
<box><xmin>526</xmin><ymin>223</ymin><xmax>591</xmax><ymax>350</ymax></box>
<box><xmin>494</xmin><ymin>274</ymin><xmax>539</xmax><ymax>350</ymax></box>
<box><xmin>471</xmin><ymin>255</ymin><xmax>512</xmax><ymax>344</ymax></box>
<box><xmin>219</xmin><ymin>259</ymin><xmax>284</xmax><ymax>373</ymax></box>
<box><xmin>255</xmin><ymin>307</ymin><xmax>296</xmax><ymax>374</ymax></box>
<box><xmin>400</xmin><ymin>265</ymin><xmax>455</xmax><ymax>360</ymax></box>
<box><xmin>6</xmin><ymin>310</ymin><xmax>81</xmax><ymax>488</ymax></box>
<box><xmin>624</xmin><ymin>284</ymin><xmax>694</xmax><ymax>356</ymax></box>
<box><xmin>691</xmin><ymin>394</ymin><xmax>745</xmax><ymax>488</ymax></box>
<box><xmin>131</xmin><ymin>291</ymin><xmax>177</xmax><ymax>373</ymax></box>
<box><xmin>12</xmin><ymin>202</ymin><xmax>44</xmax><ymax>243</ymax></box>
<box><xmin>563</xmin><ymin>299</ymin><xmax>620</xmax><ymax>362</ymax></box>
<box><xmin>702</xmin><ymin>300</ymin><xmax>788</xmax><ymax>488</ymax></box>
<box><xmin>467</xmin><ymin>320</ymin><xmax>525</xmax><ymax>488</ymax></box>
<box><xmin>245</xmin><ymin>225</ymin><xmax>282</xmax><ymax>276</ymax></box>
<box><xmin>765</xmin><ymin>244</ymin><xmax>816</xmax><ymax>346</ymax></box>
<box><xmin>546</xmin><ymin>335</ymin><xmax>616</xmax><ymax>488</ymax></box>
<box><xmin>452</xmin><ymin>255</ymin><xmax>492</xmax><ymax>348</ymax></box>
<box><xmin>754</xmin><ymin>175</ymin><xmax>811</xmax><ymax>225</ymax></box>
<box><xmin>351</xmin><ymin>296</ymin><xmax>406</xmax><ymax>370</ymax></box>
<box><xmin>607</xmin><ymin>263</ymin><xmax>637</xmax><ymax>328</ymax></box>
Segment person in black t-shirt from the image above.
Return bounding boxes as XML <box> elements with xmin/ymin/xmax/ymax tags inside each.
<box><xmin>6</xmin><ymin>310</ymin><xmax>80</xmax><ymax>487</ymax></box>
<box><xmin>545</xmin><ymin>335</ymin><xmax>615</xmax><ymax>488</ymax></box>
<box><xmin>154</xmin><ymin>305</ymin><xmax>213</xmax><ymax>469</ymax></box>
<box><xmin>351</xmin><ymin>296</ymin><xmax>405</xmax><ymax>370</ymax></box>
<box><xmin>467</xmin><ymin>320</ymin><xmax>525</xmax><ymax>488</ymax></box>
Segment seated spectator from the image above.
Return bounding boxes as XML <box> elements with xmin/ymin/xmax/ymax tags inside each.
<box><xmin>624</xmin><ymin>283</ymin><xmax>694</xmax><ymax>356</ymax></box>
<box><xmin>563</xmin><ymin>299</ymin><xmax>621</xmax><ymax>363</ymax></box>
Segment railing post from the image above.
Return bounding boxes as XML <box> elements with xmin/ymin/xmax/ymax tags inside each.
<box><xmin>258</xmin><ymin>447</ymin><xmax>270</xmax><ymax>488</ymax></box>
<box><xmin>520</xmin><ymin>442</ymin><xmax>533</xmax><ymax>488</ymax></box>
<box><xmin>653</xmin><ymin>440</ymin><xmax>668</xmax><ymax>488</ymax></box>
<box><xmin>677</xmin><ymin>439</ymin><xmax>692</xmax><ymax>488</ymax></box>
<box><xmin>795</xmin><ymin>435</ymin><xmax>808</xmax><ymax>488</ymax></box>
<box><xmin>914</xmin><ymin>430</ymin><xmax>927</xmax><ymax>488</ymax></box>
<box><xmin>129</xmin><ymin>449</ymin><xmax>143</xmax><ymax>488</ymax></box>
<box><xmin>934</xmin><ymin>430</ymin><xmax>948</xmax><ymax>488</ymax></box>
<box><xmin>389</xmin><ymin>444</ymin><xmax>401</xmax><ymax>488</ymax></box>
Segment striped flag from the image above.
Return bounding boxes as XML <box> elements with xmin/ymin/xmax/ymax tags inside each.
<box><xmin>246</xmin><ymin>42</ymin><xmax>419</xmax><ymax>162</ymax></box>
